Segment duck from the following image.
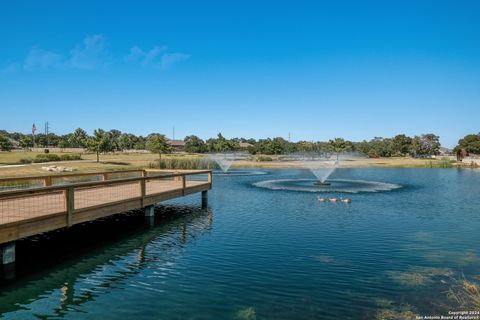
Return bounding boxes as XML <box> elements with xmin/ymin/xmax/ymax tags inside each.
<box><xmin>317</xmin><ymin>197</ymin><xmax>327</xmax><ymax>202</ymax></box>
<box><xmin>340</xmin><ymin>198</ymin><xmax>351</xmax><ymax>203</ymax></box>
<box><xmin>328</xmin><ymin>198</ymin><xmax>338</xmax><ymax>203</ymax></box>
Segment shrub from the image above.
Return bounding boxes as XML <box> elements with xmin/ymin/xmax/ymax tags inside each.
<box><xmin>18</xmin><ymin>153</ymin><xmax>81</xmax><ymax>164</ymax></box>
<box><xmin>34</xmin><ymin>154</ymin><xmax>61</xmax><ymax>163</ymax></box>
<box><xmin>19</xmin><ymin>157</ymin><xmax>34</xmax><ymax>164</ymax></box>
<box><xmin>368</xmin><ymin>150</ymin><xmax>380</xmax><ymax>158</ymax></box>
<box><xmin>256</xmin><ymin>156</ymin><xmax>273</xmax><ymax>162</ymax></box>
<box><xmin>59</xmin><ymin>154</ymin><xmax>82</xmax><ymax>161</ymax></box>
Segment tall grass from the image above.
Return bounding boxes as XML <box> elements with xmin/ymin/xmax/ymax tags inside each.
<box><xmin>425</xmin><ymin>157</ymin><xmax>454</xmax><ymax>168</ymax></box>
<box><xmin>148</xmin><ymin>157</ymin><xmax>219</xmax><ymax>170</ymax></box>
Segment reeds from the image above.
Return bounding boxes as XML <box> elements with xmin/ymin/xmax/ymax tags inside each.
<box><xmin>148</xmin><ymin>157</ymin><xmax>219</xmax><ymax>170</ymax></box>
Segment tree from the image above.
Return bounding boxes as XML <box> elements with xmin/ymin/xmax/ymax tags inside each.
<box><xmin>329</xmin><ymin>138</ymin><xmax>353</xmax><ymax>154</ymax></box>
<box><xmin>411</xmin><ymin>134</ymin><xmax>441</xmax><ymax>156</ymax></box>
<box><xmin>19</xmin><ymin>136</ymin><xmax>34</xmax><ymax>149</ymax></box>
<box><xmin>456</xmin><ymin>133</ymin><xmax>480</xmax><ymax>155</ymax></box>
<box><xmin>297</xmin><ymin>141</ymin><xmax>316</xmax><ymax>152</ymax></box>
<box><xmin>206</xmin><ymin>133</ymin><xmax>238</xmax><ymax>152</ymax></box>
<box><xmin>108</xmin><ymin>129</ymin><xmax>122</xmax><ymax>151</ymax></box>
<box><xmin>146</xmin><ymin>133</ymin><xmax>172</xmax><ymax>159</ymax></box>
<box><xmin>355</xmin><ymin>137</ymin><xmax>393</xmax><ymax>157</ymax></box>
<box><xmin>392</xmin><ymin>134</ymin><xmax>413</xmax><ymax>156</ymax></box>
<box><xmin>0</xmin><ymin>135</ymin><xmax>13</xmax><ymax>151</ymax></box>
<box><xmin>214</xmin><ymin>133</ymin><xmax>233</xmax><ymax>152</ymax></box>
<box><xmin>69</xmin><ymin>128</ymin><xmax>88</xmax><ymax>148</ymax></box>
<box><xmin>270</xmin><ymin>137</ymin><xmax>289</xmax><ymax>155</ymax></box>
<box><xmin>184</xmin><ymin>135</ymin><xmax>206</xmax><ymax>153</ymax></box>
<box><xmin>133</xmin><ymin>137</ymin><xmax>146</xmax><ymax>150</ymax></box>
<box><xmin>58</xmin><ymin>139</ymin><xmax>69</xmax><ymax>149</ymax></box>
<box><xmin>86</xmin><ymin>129</ymin><xmax>115</xmax><ymax>162</ymax></box>
<box><xmin>118</xmin><ymin>133</ymin><xmax>137</xmax><ymax>150</ymax></box>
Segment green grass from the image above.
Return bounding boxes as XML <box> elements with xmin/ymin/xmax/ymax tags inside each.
<box><xmin>425</xmin><ymin>157</ymin><xmax>455</xmax><ymax>168</ymax></box>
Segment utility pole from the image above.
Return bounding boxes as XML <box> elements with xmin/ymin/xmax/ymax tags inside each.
<box><xmin>32</xmin><ymin>123</ymin><xmax>37</xmax><ymax>148</ymax></box>
<box><xmin>44</xmin><ymin>121</ymin><xmax>50</xmax><ymax>152</ymax></box>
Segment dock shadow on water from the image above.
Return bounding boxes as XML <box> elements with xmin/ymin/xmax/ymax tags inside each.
<box><xmin>0</xmin><ymin>205</ymin><xmax>213</xmax><ymax>316</ymax></box>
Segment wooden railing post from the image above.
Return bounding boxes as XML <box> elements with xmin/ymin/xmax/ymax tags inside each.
<box><xmin>174</xmin><ymin>171</ymin><xmax>181</xmax><ymax>182</ymax></box>
<box><xmin>102</xmin><ymin>173</ymin><xmax>109</xmax><ymax>181</ymax></box>
<box><xmin>43</xmin><ymin>176</ymin><xmax>52</xmax><ymax>187</ymax></box>
<box><xmin>140</xmin><ymin>178</ymin><xmax>146</xmax><ymax>207</ymax></box>
<box><xmin>65</xmin><ymin>187</ymin><xmax>74</xmax><ymax>227</ymax></box>
<box><xmin>208</xmin><ymin>172</ymin><xmax>212</xmax><ymax>186</ymax></box>
<box><xmin>181</xmin><ymin>175</ymin><xmax>186</xmax><ymax>195</ymax></box>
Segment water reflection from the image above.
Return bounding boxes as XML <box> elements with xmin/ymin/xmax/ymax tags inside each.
<box><xmin>0</xmin><ymin>205</ymin><xmax>213</xmax><ymax>317</ymax></box>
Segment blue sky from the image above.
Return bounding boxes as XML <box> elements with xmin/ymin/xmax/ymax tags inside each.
<box><xmin>0</xmin><ymin>0</ymin><xmax>479</xmax><ymax>147</ymax></box>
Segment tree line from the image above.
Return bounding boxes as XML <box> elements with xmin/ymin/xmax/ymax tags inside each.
<box><xmin>1</xmin><ymin>128</ymin><xmax>477</xmax><ymax>158</ymax></box>
<box><xmin>186</xmin><ymin>133</ymin><xmax>443</xmax><ymax>157</ymax></box>
<box><xmin>0</xmin><ymin>128</ymin><xmax>174</xmax><ymax>162</ymax></box>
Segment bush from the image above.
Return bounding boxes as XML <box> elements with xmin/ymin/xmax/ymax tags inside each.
<box><xmin>19</xmin><ymin>157</ymin><xmax>34</xmax><ymax>164</ymax></box>
<box><xmin>34</xmin><ymin>154</ymin><xmax>61</xmax><ymax>163</ymax></box>
<box><xmin>368</xmin><ymin>150</ymin><xmax>380</xmax><ymax>158</ymax></box>
<box><xmin>59</xmin><ymin>154</ymin><xmax>82</xmax><ymax>161</ymax></box>
<box><xmin>18</xmin><ymin>153</ymin><xmax>81</xmax><ymax>164</ymax></box>
<box><xmin>256</xmin><ymin>156</ymin><xmax>273</xmax><ymax>162</ymax></box>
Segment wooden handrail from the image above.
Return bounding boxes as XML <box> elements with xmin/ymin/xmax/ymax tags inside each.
<box><xmin>0</xmin><ymin>170</ymin><xmax>212</xmax><ymax>198</ymax></box>
<box><xmin>0</xmin><ymin>169</ymin><xmax>146</xmax><ymax>184</ymax></box>
<box><xmin>0</xmin><ymin>168</ymin><xmax>206</xmax><ymax>185</ymax></box>
<box><xmin>0</xmin><ymin>169</ymin><xmax>212</xmax><ymax>244</ymax></box>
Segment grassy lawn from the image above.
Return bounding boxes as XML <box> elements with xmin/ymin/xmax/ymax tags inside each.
<box><xmin>0</xmin><ymin>151</ymin><xmax>57</xmax><ymax>165</ymax></box>
<box><xmin>0</xmin><ymin>152</ymin><xmax>205</xmax><ymax>178</ymax></box>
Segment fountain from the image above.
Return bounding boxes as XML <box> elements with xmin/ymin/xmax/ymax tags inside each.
<box><xmin>253</xmin><ymin>152</ymin><xmax>401</xmax><ymax>193</ymax></box>
<box><xmin>208</xmin><ymin>152</ymin><xmax>240</xmax><ymax>173</ymax></box>
<box><xmin>284</xmin><ymin>152</ymin><xmax>340</xmax><ymax>186</ymax></box>
<box><xmin>207</xmin><ymin>152</ymin><xmax>267</xmax><ymax>176</ymax></box>
<box><xmin>301</xmin><ymin>152</ymin><xmax>339</xmax><ymax>186</ymax></box>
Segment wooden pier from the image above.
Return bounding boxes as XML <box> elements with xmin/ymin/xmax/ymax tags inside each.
<box><xmin>0</xmin><ymin>169</ymin><xmax>212</xmax><ymax>264</ymax></box>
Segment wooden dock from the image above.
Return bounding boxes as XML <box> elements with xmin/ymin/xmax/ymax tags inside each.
<box><xmin>0</xmin><ymin>169</ymin><xmax>212</xmax><ymax>262</ymax></box>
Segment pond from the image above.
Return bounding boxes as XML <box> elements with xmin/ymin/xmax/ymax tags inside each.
<box><xmin>0</xmin><ymin>168</ymin><xmax>479</xmax><ymax>319</ymax></box>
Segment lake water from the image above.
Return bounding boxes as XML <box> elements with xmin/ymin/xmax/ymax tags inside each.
<box><xmin>1</xmin><ymin>168</ymin><xmax>480</xmax><ymax>319</ymax></box>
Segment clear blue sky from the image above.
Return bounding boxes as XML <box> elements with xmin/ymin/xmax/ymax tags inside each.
<box><xmin>1</xmin><ymin>0</ymin><xmax>479</xmax><ymax>147</ymax></box>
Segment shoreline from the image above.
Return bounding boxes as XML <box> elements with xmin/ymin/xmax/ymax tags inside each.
<box><xmin>232</xmin><ymin>157</ymin><xmax>461</xmax><ymax>169</ymax></box>
<box><xmin>0</xmin><ymin>156</ymin><xmax>468</xmax><ymax>179</ymax></box>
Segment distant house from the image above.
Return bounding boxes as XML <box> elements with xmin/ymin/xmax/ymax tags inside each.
<box><xmin>167</xmin><ymin>139</ymin><xmax>186</xmax><ymax>151</ymax></box>
<box><xmin>239</xmin><ymin>142</ymin><xmax>253</xmax><ymax>149</ymax></box>
<box><xmin>438</xmin><ymin>147</ymin><xmax>452</xmax><ymax>156</ymax></box>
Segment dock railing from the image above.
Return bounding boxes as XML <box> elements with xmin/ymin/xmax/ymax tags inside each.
<box><xmin>0</xmin><ymin>169</ymin><xmax>212</xmax><ymax>244</ymax></box>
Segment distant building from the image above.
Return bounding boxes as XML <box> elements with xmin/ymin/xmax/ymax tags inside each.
<box><xmin>438</xmin><ymin>147</ymin><xmax>452</xmax><ymax>156</ymax></box>
<box><xmin>168</xmin><ymin>139</ymin><xmax>186</xmax><ymax>151</ymax></box>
